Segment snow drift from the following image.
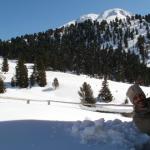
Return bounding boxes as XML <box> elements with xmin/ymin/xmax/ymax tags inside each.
<box><xmin>72</xmin><ymin>119</ymin><xmax>150</xmax><ymax>150</ymax></box>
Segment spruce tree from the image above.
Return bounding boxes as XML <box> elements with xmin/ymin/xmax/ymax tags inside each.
<box><xmin>78</xmin><ymin>82</ymin><xmax>95</xmax><ymax>105</ymax></box>
<box><xmin>52</xmin><ymin>78</ymin><xmax>59</xmax><ymax>90</ymax></box>
<box><xmin>2</xmin><ymin>57</ymin><xmax>9</xmax><ymax>73</ymax></box>
<box><xmin>36</xmin><ymin>58</ymin><xmax>47</xmax><ymax>87</ymax></box>
<box><xmin>15</xmin><ymin>58</ymin><xmax>28</xmax><ymax>88</ymax></box>
<box><xmin>37</xmin><ymin>70</ymin><xmax>46</xmax><ymax>87</ymax></box>
<box><xmin>0</xmin><ymin>78</ymin><xmax>6</xmax><ymax>93</ymax></box>
<box><xmin>98</xmin><ymin>77</ymin><xmax>113</xmax><ymax>103</ymax></box>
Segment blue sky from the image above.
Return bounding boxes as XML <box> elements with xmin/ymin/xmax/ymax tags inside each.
<box><xmin>0</xmin><ymin>0</ymin><xmax>150</xmax><ymax>40</ymax></box>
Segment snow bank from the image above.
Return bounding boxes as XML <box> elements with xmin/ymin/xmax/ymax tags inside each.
<box><xmin>72</xmin><ymin>119</ymin><xmax>150</xmax><ymax>150</ymax></box>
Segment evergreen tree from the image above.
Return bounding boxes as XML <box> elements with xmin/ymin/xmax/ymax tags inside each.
<box><xmin>2</xmin><ymin>57</ymin><xmax>9</xmax><ymax>73</ymax></box>
<box><xmin>15</xmin><ymin>58</ymin><xmax>28</xmax><ymax>88</ymax></box>
<box><xmin>137</xmin><ymin>35</ymin><xmax>146</xmax><ymax>63</ymax></box>
<box><xmin>78</xmin><ymin>82</ymin><xmax>95</xmax><ymax>105</ymax></box>
<box><xmin>36</xmin><ymin>58</ymin><xmax>47</xmax><ymax>87</ymax></box>
<box><xmin>98</xmin><ymin>77</ymin><xmax>113</xmax><ymax>103</ymax></box>
<box><xmin>124</xmin><ymin>31</ymin><xmax>128</xmax><ymax>48</ymax></box>
<box><xmin>0</xmin><ymin>78</ymin><xmax>6</xmax><ymax>93</ymax></box>
<box><xmin>52</xmin><ymin>78</ymin><xmax>59</xmax><ymax>90</ymax></box>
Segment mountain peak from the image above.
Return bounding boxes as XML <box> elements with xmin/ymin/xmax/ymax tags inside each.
<box><xmin>77</xmin><ymin>13</ymin><xmax>99</xmax><ymax>23</ymax></box>
<box><xmin>97</xmin><ymin>8</ymin><xmax>132</xmax><ymax>22</ymax></box>
<box><xmin>63</xmin><ymin>8</ymin><xmax>132</xmax><ymax>27</ymax></box>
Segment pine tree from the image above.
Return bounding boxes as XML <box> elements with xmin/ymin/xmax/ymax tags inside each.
<box><xmin>37</xmin><ymin>70</ymin><xmax>46</xmax><ymax>87</ymax></box>
<box><xmin>36</xmin><ymin>58</ymin><xmax>47</xmax><ymax>87</ymax></box>
<box><xmin>137</xmin><ymin>35</ymin><xmax>146</xmax><ymax>63</ymax></box>
<box><xmin>98</xmin><ymin>77</ymin><xmax>113</xmax><ymax>103</ymax></box>
<box><xmin>52</xmin><ymin>78</ymin><xmax>59</xmax><ymax>90</ymax></box>
<box><xmin>124</xmin><ymin>31</ymin><xmax>128</xmax><ymax>48</ymax></box>
<box><xmin>0</xmin><ymin>78</ymin><xmax>6</xmax><ymax>93</ymax></box>
<box><xmin>15</xmin><ymin>58</ymin><xmax>28</xmax><ymax>88</ymax></box>
<box><xmin>78</xmin><ymin>82</ymin><xmax>95</xmax><ymax>105</ymax></box>
<box><xmin>2</xmin><ymin>57</ymin><xmax>9</xmax><ymax>73</ymax></box>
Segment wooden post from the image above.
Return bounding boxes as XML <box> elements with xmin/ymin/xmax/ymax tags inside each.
<box><xmin>48</xmin><ymin>100</ymin><xmax>50</xmax><ymax>105</ymax></box>
<box><xmin>27</xmin><ymin>100</ymin><xmax>30</xmax><ymax>104</ymax></box>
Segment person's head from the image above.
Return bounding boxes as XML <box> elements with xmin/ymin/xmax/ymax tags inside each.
<box><xmin>126</xmin><ymin>84</ymin><xmax>147</xmax><ymax>111</ymax></box>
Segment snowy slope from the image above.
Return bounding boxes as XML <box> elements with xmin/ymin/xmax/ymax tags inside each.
<box><xmin>0</xmin><ymin>58</ymin><xmax>136</xmax><ymax>122</ymax></box>
<box><xmin>0</xmin><ymin>58</ymin><xmax>150</xmax><ymax>149</ymax></box>
<box><xmin>2</xmin><ymin>59</ymin><xmax>150</xmax><ymax>105</ymax></box>
<box><xmin>0</xmin><ymin>57</ymin><xmax>150</xmax><ymax>121</ymax></box>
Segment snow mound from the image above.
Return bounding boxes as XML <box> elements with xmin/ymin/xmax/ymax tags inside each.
<box><xmin>72</xmin><ymin>119</ymin><xmax>150</xmax><ymax>150</ymax></box>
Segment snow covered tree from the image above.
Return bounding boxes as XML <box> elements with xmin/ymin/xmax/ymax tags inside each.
<box><xmin>0</xmin><ymin>78</ymin><xmax>6</xmax><ymax>93</ymax></box>
<box><xmin>98</xmin><ymin>77</ymin><xmax>113</xmax><ymax>103</ymax></box>
<box><xmin>78</xmin><ymin>82</ymin><xmax>95</xmax><ymax>105</ymax></box>
<box><xmin>15</xmin><ymin>58</ymin><xmax>28</xmax><ymax>88</ymax></box>
<box><xmin>2</xmin><ymin>57</ymin><xmax>9</xmax><ymax>73</ymax></box>
<box><xmin>52</xmin><ymin>78</ymin><xmax>59</xmax><ymax>90</ymax></box>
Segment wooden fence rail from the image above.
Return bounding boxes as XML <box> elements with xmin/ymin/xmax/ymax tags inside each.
<box><xmin>0</xmin><ymin>96</ymin><xmax>133</xmax><ymax>107</ymax></box>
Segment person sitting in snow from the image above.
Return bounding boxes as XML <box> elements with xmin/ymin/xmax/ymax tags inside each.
<box><xmin>126</xmin><ymin>78</ymin><xmax>150</xmax><ymax>135</ymax></box>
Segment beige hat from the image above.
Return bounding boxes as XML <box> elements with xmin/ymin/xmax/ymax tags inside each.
<box><xmin>126</xmin><ymin>84</ymin><xmax>146</xmax><ymax>104</ymax></box>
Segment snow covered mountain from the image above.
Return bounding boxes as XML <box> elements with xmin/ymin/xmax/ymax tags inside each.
<box><xmin>3</xmin><ymin>8</ymin><xmax>150</xmax><ymax>82</ymax></box>
<box><xmin>64</xmin><ymin>8</ymin><xmax>132</xmax><ymax>26</ymax></box>
<box><xmin>77</xmin><ymin>13</ymin><xmax>99</xmax><ymax>23</ymax></box>
<box><xmin>97</xmin><ymin>8</ymin><xmax>132</xmax><ymax>22</ymax></box>
<box><xmin>63</xmin><ymin>8</ymin><xmax>150</xmax><ymax>67</ymax></box>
